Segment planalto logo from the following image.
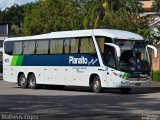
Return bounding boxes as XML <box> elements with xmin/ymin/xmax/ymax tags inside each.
<box><xmin>69</xmin><ymin>56</ymin><xmax>98</xmax><ymax>65</ymax></box>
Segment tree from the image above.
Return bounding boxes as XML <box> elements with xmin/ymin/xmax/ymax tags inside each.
<box><xmin>152</xmin><ymin>0</ymin><xmax>160</xmax><ymax>12</ymax></box>
<box><xmin>81</xmin><ymin>0</ymin><xmax>104</xmax><ymax>29</ymax></box>
<box><xmin>2</xmin><ymin>4</ymin><xmax>23</xmax><ymax>22</ymax></box>
<box><xmin>82</xmin><ymin>0</ymin><xmax>142</xmax><ymax>29</ymax></box>
<box><xmin>101</xmin><ymin>8</ymin><xmax>148</xmax><ymax>32</ymax></box>
<box><xmin>22</xmin><ymin>0</ymin><xmax>82</xmax><ymax>35</ymax></box>
<box><xmin>0</xmin><ymin>10</ymin><xmax>4</xmax><ymax>23</ymax></box>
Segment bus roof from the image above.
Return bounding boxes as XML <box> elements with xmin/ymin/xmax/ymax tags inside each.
<box><xmin>5</xmin><ymin>29</ymin><xmax>143</xmax><ymax>41</ymax></box>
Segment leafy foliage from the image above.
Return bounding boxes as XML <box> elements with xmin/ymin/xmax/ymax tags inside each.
<box><xmin>0</xmin><ymin>4</ymin><xmax>23</xmax><ymax>23</ymax></box>
<box><xmin>152</xmin><ymin>0</ymin><xmax>160</xmax><ymax>12</ymax></box>
<box><xmin>22</xmin><ymin>0</ymin><xmax>82</xmax><ymax>35</ymax></box>
<box><xmin>0</xmin><ymin>0</ymin><xmax>158</xmax><ymax>44</ymax></box>
<box><xmin>152</xmin><ymin>71</ymin><xmax>160</xmax><ymax>81</ymax></box>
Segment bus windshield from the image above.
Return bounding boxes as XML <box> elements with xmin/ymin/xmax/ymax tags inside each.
<box><xmin>115</xmin><ymin>39</ymin><xmax>150</xmax><ymax>73</ymax></box>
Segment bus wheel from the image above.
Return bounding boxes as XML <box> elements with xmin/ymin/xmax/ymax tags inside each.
<box><xmin>120</xmin><ymin>88</ymin><xmax>131</xmax><ymax>94</ymax></box>
<box><xmin>19</xmin><ymin>74</ymin><xmax>28</xmax><ymax>89</ymax></box>
<box><xmin>28</xmin><ymin>74</ymin><xmax>37</xmax><ymax>89</ymax></box>
<box><xmin>92</xmin><ymin>76</ymin><xmax>102</xmax><ymax>93</ymax></box>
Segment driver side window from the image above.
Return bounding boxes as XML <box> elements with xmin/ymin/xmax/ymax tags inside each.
<box><xmin>104</xmin><ymin>45</ymin><xmax>116</xmax><ymax>68</ymax></box>
<box><xmin>96</xmin><ymin>37</ymin><xmax>116</xmax><ymax>68</ymax></box>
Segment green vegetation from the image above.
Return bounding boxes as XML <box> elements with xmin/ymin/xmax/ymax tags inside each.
<box><xmin>0</xmin><ymin>4</ymin><xmax>24</xmax><ymax>23</ymax></box>
<box><xmin>152</xmin><ymin>0</ymin><xmax>160</xmax><ymax>12</ymax></box>
<box><xmin>0</xmin><ymin>0</ymin><xmax>160</xmax><ymax>44</ymax></box>
<box><xmin>22</xmin><ymin>0</ymin><xmax>82</xmax><ymax>35</ymax></box>
<box><xmin>22</xmin><ymin>0</ymin><xmax>149</xmax><ymax>37</ymax></box>
<box><xmin>152</xmin><ymin>71</ymin><xmax>160</xmax><ymax>82</ymax></box>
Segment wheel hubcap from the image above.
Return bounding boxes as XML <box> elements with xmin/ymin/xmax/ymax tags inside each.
<box><xmin>94</xmin><ymin>81</ymin><xmax>99</xmax><ymax>90</ymax></box>
<box><xmin>30</xmin><ymin>77</ymin><xmax>35</xmax><ymax>87</ymax></box>
<box><xmin>20</xmin><ymin>78</ymin><xmax>26</xmax><ymax>86</ymax></box>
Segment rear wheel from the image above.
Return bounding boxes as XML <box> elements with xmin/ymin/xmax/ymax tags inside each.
<box><xmin>120</xmin><ymin>88</ymin><xmax>131</xmax><ymax>94</ymax></box>
<box><xmin>91</xmin><ymin>76</ymin><xmax>102</xmax><ymax>93</ymax></box>
<box><xmin>19</xmin><ymin>74</ymin><xmax>28</xmax><ymax>89</ymax></box>
<box><xmin>28</xmin><ymin>74</ymin><xmax>38</xmax><ymax>89</ymax></box>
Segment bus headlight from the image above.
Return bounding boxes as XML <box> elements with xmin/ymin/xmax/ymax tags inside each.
<box><xmin>113</xmin><ymin>72</ymin><xmax>128</xmax><ymax>79</ymax></box>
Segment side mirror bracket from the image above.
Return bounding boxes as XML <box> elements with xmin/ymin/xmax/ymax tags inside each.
<box><xmin>105</xmin><ymin>43</ymin><xmax>121</xmax><ymax>59</ymax></box>
<box><xmin>147</xmin><ymin>45</ymin><xmax>158</xmax><ymax>58</ymax></box>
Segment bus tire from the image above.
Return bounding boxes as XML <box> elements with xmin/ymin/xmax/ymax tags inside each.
<box><xmin>92</xmin><ymin>76</ymin><xmax>102</xmax><ymax>93</ymax></box>
<box><xmin>19</xmin><ymin>74</ymin><xmax>28</xmax><ymax>89</ymax></box>
<box><xmin>28</xmin><ymin>74</ymin><xmax>38</xmax><ymax>89</ymax></box>
<box><xmin>120</xmin><ymin>88</ymin><xmax>131</xmax><ymax>94</ymax></box>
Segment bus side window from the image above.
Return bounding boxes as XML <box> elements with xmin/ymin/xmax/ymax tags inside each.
<box><xmin>79</xmin><ymin>37</ymin><xmax>97</xmax><ymax>56</ymax></box>
<box><xmin>23</xmin><ymin>41</ymin><xmax>35</xmax><ymax>55</ymax></box>
<box><xmin>50</xmin><ymin>39</ymin><xmax>63</xmax><ymax>54</ymax></box>
<box><xmin>96</xmin><ymin>36</ymin><xmax>112</xmax><ymax>54</ymax></box>
<box><xmin>36</xmin><ymin>40</ymin><xmax>49</xmax><ymax>55</ymax></box>
<box><xmin>4</xmin><ymin>41</ymin><xmax>13</xmax><ymax>55</ymax></box>
<box><xmin>64</xmin><ymin>39</ymin><xmax>70</xmax><ymax>54</ymax></box>
<box><xmin>104</xmin><ymin>45</ymin><xmax>116</xmax><ymax>68</ymax></box>
<box><xmin>70</xmin><ymin>38</ymin><xmax>79</xmax><ymax>54</ymax></box>
<box><xmin>13</xmin><ymin>42</ymin><xmax>23</xmax><ymax>55</ymax></box>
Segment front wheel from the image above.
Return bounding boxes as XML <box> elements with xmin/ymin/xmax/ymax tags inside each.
<box><xmin>28</xmin><ymin>74</ymin><xmax>38</xmax><ymax>89</ymax></box>
<box><xmin>91</xmin><ymin>76</ymin><xmax>102</xmax><ymax>93</ymax></box>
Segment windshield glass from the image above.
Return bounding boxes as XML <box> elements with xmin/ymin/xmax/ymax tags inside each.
<box><xmin>115</xmin><ymin>39</ymin><xmax>150</xmax><ymax>73</ymax></box>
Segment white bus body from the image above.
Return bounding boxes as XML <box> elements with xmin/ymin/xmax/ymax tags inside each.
<box><xmin>3</xmin><ymin>29</ymin><xmax>157</xmax><ymax>93</ymax></box>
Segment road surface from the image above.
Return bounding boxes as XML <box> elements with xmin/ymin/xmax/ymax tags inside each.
<box><xmin>0</xmin><ymin>80</ymin><xmax>160</xmax><ymax>120</ymax></box>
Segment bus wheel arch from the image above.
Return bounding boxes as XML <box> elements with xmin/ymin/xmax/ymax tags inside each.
<box><xmin>18</xmin><ymin>72</ymin><xmax>28</xmax><ymax>89</ymax></box>
<box><xmin>89</xmin><ymin>74</ymin><xmax>102</xmax><ymax>93</ymax></box>
<box><xmin>27</xmin><ymin>72</ymin><xmax>34</xmax><ymax>80</ymax></box>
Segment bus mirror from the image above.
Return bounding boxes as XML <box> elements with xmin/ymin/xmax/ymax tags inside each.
<box><xmin>147</xmin><ymin>45</ymin><xmax>158</xmax><ymax>58</ymax></box>
<box><xmin>105</xmin><ymin>43</ymin><xmax>121</xmax><ymax>58</ymax></box>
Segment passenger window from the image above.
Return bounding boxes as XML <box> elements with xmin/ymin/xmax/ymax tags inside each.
<box><xmin>23</xmin><ymin>41</ymin><xmax>35</xmax><ymax>55</ymax></box>
<box><xmin>4</xmin><ymin>41</ymin><xmax>13</xmax><ymax>55</ymax></box>
<box><xmin>70</xmin><ymin>38</ymin><xmax>79</xmax><ymax>54</ymax></box>
<box><xmin>36</xmin><ymin>40</ymin><xmax>49</xmax><ymax>54</ymax></box>
<box><xmin>96</xmin><ymin>37</ymin><xmax>105</xmax><ymax>53</ymax></box>
<box><xmin>50</xmin><ymin>39</ymin><xmax>63</xmax><ymax>54</ymax></box>
<box><xmin>104</xmin><ymin>45</ymin><xmax>116</xmax><ymax>68</ymax></box>
<box><xmin>13</xmin><ymin>42</ymin><xmax>23</xmax><ymax>55</ymax></box>
<box><xmin>80</xmin><ymin>37</ymin><xmax>96</xmax><ymax>54</ymax></box>
<box><xmin>96</xmin><ymin>37</ymin><xmax>112</xmax><ymax>54</ymax></box>
<box><xmin>64</xmin><ymin>39</ymin><xmax>70</xmax><ymax>54</ymax></box>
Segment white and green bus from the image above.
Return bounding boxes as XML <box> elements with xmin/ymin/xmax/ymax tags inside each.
<box><xmin>3</xmin><ymin>29</ymin><xmax>157</xmax><ymax>93</ymax></box>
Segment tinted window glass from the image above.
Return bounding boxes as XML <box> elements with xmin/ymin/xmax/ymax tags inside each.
<box><xmin>80</xmin><ymin>37</ymin><xmax>96</xmax><ymax>54</ymax></box>
<box><xmin>96</xmin><ymin>37</ymin><xmax>112</xmax><ymax>54</ymax></box>
<box><xmin>50</xmin><ymin>39</ymin><xmax>63</xmax><ymax>54</ymax></box>
<box><xmin>36</xmin><ymin>40</ymin><xmax>49</xmax><ymax>54</ymax></box>
<box><xmin>104</xmin><ymin>45</ymin><xmax>116</xmax><ymax>68</ymax></box>
<box><xmin>64</xmin><ymin>39</ymin><xmax>70</xmax><ymax>54</ymax></box>
<box><xmin>70</xmin><ymin>38</ymin><xmax>79</xmax><ymax>54</ymax></box>
<box><xmin>4</xmin><ymin>41</ymin><xmax>13</xmax><ymax>55</ymax></box>
<box><xmin>23</xmin><ymin>41</ymin><xmax>35</xmax><ymax>55</ymax></box>
<box><xmin>13</xmin><ymin>42</ymin><xmax>23</xmax><ymax>55</ymax></box>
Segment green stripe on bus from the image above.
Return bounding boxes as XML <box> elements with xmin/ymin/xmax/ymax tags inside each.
<box><xmin>11</xmin><ymin>56</ymin><xmax>19</xmax><ymax>66</ymax></box>
<box><xmin>11</xmin><ymin>56</ymin><xmax>24</xmax><ymax>66</ymax></box>
<box><xmin>16</xmin><ymin>56</ymin><xmax>24</xmax><ymax>66</ymax></box>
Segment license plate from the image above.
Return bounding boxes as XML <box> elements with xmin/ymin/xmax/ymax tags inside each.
<box><xmin>135</xmin><ymin>83</ymin><xmax>141</xmax><ymax>86</ymax></box>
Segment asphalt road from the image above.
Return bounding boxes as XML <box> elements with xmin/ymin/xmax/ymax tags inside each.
<box><xmin>0</xmin><ymin>80</ymin><xmax>160</xmax><ymax>120</ymax></box>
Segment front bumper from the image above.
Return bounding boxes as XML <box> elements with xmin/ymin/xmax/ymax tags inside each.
<box><xmin>120</xmin><ymin>79</ymin><xmax>150</xmax><ymax>88</ymax></box>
